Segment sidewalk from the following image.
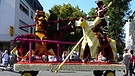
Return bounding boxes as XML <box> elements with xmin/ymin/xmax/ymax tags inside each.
<box><xmin>0</xmin><ymin>64</ymin><xmax>13</xmax><ymax>71</ymax></box>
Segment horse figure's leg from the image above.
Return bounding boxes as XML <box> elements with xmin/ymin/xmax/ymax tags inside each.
<box><xmin>10</xmin><ymin>34</ymin><xmax>36</xmax><ymax>61</ymax></box>
<box><xmin>83</xmin><ymin>44</ymin><xmax>91</xmax><ymax>63</ymax></box>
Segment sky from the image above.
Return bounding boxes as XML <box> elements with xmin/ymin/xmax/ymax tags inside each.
<box><xmin>38</xmin><ymin>0</ymin><xmax>135</xmax><ymax>14</ymax></box>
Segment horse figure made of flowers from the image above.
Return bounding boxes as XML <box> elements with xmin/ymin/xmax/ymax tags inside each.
<box><xmin>77</xmin><ymin>17</ymin><xmax>117</xmax><ymax>62</ymax></box>
<box><xmin>10</xmin><ymin>10</ymin><xmax>74</xmax><ymax>61</ymax></box>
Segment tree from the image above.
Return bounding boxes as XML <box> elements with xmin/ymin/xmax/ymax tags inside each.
<box><xmin>48</xmin><ymin>3</ymin><xmax>85</xmax><ymax>19</ymax></box>
<box><xmin>103</xmin><ymin>0</ymin><xmax>131</xmax><ymax>53</ymax></box>
<box><xmin>47</xmin><ymin>3</ymin><xmax>86</xmax><ymax>51</ymax></box>
<box><xmin>105</xmin><ymin>0</ymin><xmax>132</xmax><ymax>53</ymax></box>
<box><xmin>88</xmin><ymin>8</ymin><xmax>96</xmax><ymax>21</ymax></box>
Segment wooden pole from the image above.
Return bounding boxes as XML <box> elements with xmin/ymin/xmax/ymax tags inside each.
<box><xmin>54</xmin><ymin>36</ymin><xmax>84</xmax><ymax>74</ymax></box>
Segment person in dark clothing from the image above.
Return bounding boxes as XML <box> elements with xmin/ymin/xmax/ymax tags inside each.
<box><xmin>129</xmin><ymin>50</ymin><xmax>135</xmax><ymax>76</ymax></box>
<box><xmin>93</xmin><ymin>0</ymin><xmax>108</xmax><ymax>34</ymax></box>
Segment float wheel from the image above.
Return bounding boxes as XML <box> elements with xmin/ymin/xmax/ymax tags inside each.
<box><xmin>93</xmin><ymin>70</ymin><xmax>103</xmax><ymax>76</ymax></box>
<box><xmin>21</xmin><ymin>72</ymin><xmax>32</xmax><ymax>76</ymax></box>
<box><xmin>104</xmin><ymin>70</ymin><xmax>115</xmax><ymax>76</ymax></box>
<box><xmin>21</xmin><ymin>71</ymin><xmax>38</xmax><ymax>76</ymax></box>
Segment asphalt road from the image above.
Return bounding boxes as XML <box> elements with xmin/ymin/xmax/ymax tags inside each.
<box><xmin>0</xmin><ymin>70</ymin><xmax>124</xmax><ymax>76</ymax></box>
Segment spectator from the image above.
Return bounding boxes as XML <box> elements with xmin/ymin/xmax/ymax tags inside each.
<box><xmin>0</xmin><ymin>50</ymin><xmax>3</xmax><ymax>64</ymax></box>
<box><xmin>123</xmin><ymin>48</ymin><xmax>130</xmax><ymax>76</ymax></box>
<box><xmin>97</xmin><ymin>51</ymin><xmax>106</xmax><ymax>62</ymax></box>
<box><xmin>62</xmin><ymin>51</ymin><xmax>69</xmax><ymax>61</ymax></box>
<box><xmin>42</xmin><ymin>55</ymin><xmax>48</xmax><ymax>61</ymax></box>
<box><xmin>48</xmin><ymin>55</ymin><xmax>57</xmax><ymax>62</ymax></box>
<box><xmin>9</xmin><ymin>52</ymin><xmax>17</xmax><ymax>69</ymax></box>
<box><xmin>70</xmin><ymin>51</ymin><xmax>78</xmax><ymax>61</ymax></box>
<box><xmin>129</xmin><ymin>49</ymin><xmax>135</xmax><ymax>76</ymax></box>
<box><xmin>2</xmin><ymin>50</ymin><xmax>9</xmax><ymax>70</ymax></box>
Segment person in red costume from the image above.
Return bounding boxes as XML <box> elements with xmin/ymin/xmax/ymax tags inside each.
<box><xmin>94</xmin><ymin>0</ymin><xmax>115</xmax><ymax>61</ymax></box>
<box><xmin>98</xmin><ymin>27</ymin><xmax>114</xmax><ymax>61</ymax></box>
<box><xmin>96</xmin><ymin>0</ymin><xmax>108</xmax><ymax>17</ymax></box>
<box><xmin>93</xmin><ymin>0</ymin><xmax>108</xmax><ymax>34</ymax></box>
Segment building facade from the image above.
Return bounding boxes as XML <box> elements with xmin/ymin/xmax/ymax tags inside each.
<box><xmin>0</xmin><ymin>0</ymin><xmax>43</xmax><ymax>50</ymax></box>
<box><xmin>125</xmin><ymin>12</ymin><xmax>135</xmax><ymax>51</ymax></box>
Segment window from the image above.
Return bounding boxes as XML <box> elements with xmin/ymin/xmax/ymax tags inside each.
<box><xmin>37</xmin><ymin>6</ymin><xmax>40</xmax><ymax>10</ymax></box>
<box><xmin>30</xmin><ymin>0</ymin><xmax>33</xmax><ymax>4</ymax></box>
<box><xmin>34</xmin><ymin>1</ymin><xmax>36</xmax><ymax>9</ymax></box>
<box><xmin>31</xmin><ymin>11</ymin><xmax>33</xmax><ymax>19</ymax></box>
<box><xmin>20</xmin><ymin>3</ymin><xmax>29</xmax><ymax>15</ymax></box>
<box><xmin>19</xmin><ymin>20</ymin><xmax>28</xmax><ymax>32</ymax></box>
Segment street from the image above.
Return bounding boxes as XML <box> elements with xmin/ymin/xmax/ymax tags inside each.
<box><xmin>0</xmin><ymin>70</ymin><xmax>124</xmax><ymax>76</ymax></box>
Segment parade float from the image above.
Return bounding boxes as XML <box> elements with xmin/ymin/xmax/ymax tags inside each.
<box><xmin>10</xmin><ymin>1</ymin><xmax>125</xmax><ymax>76</ymax></box>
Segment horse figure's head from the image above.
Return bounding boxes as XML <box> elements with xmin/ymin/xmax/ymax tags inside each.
<box><xmin>78</xmin><ymin>17</ymin><xmax>89</xmax><ymax>29</ymax></box>
<box><xmin>34</xmin><ymin>10</ymin><xmax>48</xmax><ymax>33</ymax></box>
<box><xmin>36</xmin><ymin>16</ymin><xmax>48</xmax><ymax>32</ymax></box>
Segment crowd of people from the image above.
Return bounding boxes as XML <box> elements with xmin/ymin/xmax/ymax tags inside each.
<box><xmin>0</xmin><ymin>49</ymin><xmax>17</xmax><ymax>70</ymax></box>
<box><xmin>123</xmin><ymin>48</ymin><xmax>135</xmax><ymax>76</ymax></box>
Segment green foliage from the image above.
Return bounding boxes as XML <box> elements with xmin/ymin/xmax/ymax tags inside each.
<box><xmin>103</xmin><ymin>0</ymin><xmax>131</xmax><ymax>53</ymax></box>
<box><xmin>88</xmin><ymin>8</ymin><xmax>96</xmax><ymax>20</ymax></box>
<box><xmin>49</xmin><ymin>3</ymin><xmax>86</xmax><ymax>19</ymax></box>
<box><xmin>48</xmin><ymin>3</ymin><xmax>85</xmax><ymax>51</ymax></box>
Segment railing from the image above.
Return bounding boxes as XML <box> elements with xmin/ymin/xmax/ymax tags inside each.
<box><xmin>15</xmin><ymin>38</ymin><xmax>81</xmax><ymax>63</ymax></box>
